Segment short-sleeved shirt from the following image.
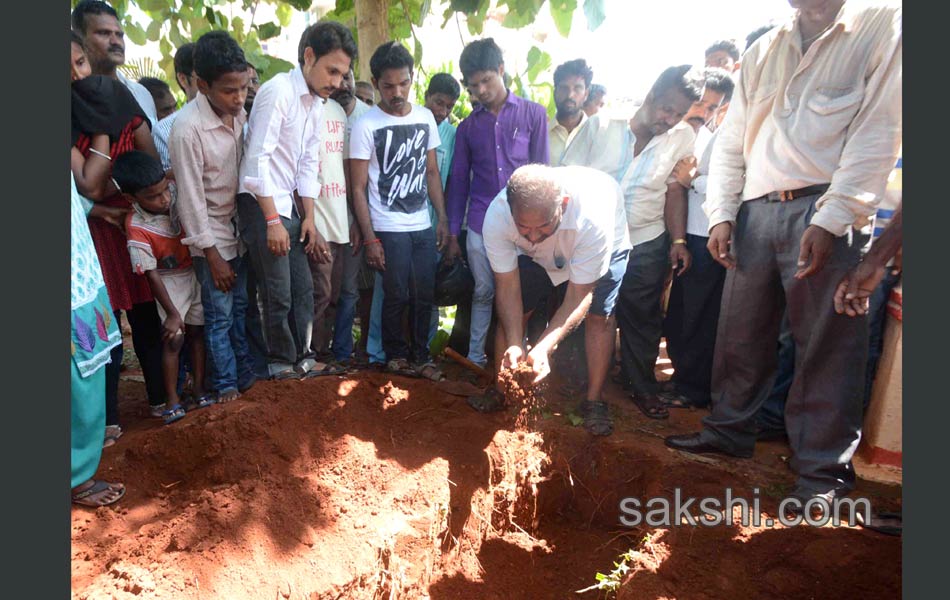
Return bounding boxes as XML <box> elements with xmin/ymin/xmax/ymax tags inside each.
<box><xmin>349</xmin><ymin>104</ymin><xmax>441</xmax><ymax>232</ymax></box>
<box><xmin>315</xmin><ymin>99</ymin><xmax>349</xmax><ymax>243</ymax></box>
<box><xmin>482</xmin><ymin>165</ymin><xmax>631</xmax><ymax>286</ymax></box>
<box><xmin>343</xmin><ymin>99</ymin><xmax>372</xmax><ymax>160</ymax></box>
<box><xmin>126</xmin><ymin>207</ymin><xmax>193</xmax><ymax>276</ymax></box>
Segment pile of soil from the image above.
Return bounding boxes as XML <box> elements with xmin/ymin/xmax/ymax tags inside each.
<box><xmin>498</xmin><ymin>364</ymin><xmax>547</xmax><ymax>427</ymax></box>
<box><xmin>72</xmin><ymin>367</ymin><xmax>901</xmax><ymax>599</ymax></box>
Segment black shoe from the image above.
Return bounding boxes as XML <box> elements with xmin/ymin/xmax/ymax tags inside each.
<box><xmin>664</xmin><ymin>433</ymin><xmax>753</xmax><ymax>458</ymax></box>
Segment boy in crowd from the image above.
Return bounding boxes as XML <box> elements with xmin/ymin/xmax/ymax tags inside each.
<box><xmin>115</xmin><ymin>151</ymin><xmax>209</xmax><ymax>423</ymax></box>
<box><xmin>445</xmin><ymin>37</ymin><xmax>549</xmax><ymax>369</ymax></box>
<box><xmin>349</xmin><ymin>41</ymin><xmax>448</xmax><ymax>380</ymax></box>
<box><xmin>138</xmin><ymin>77</ymin><xmax>177</xmax><ymax>121</ymax></box>
<box><xmin>169</xmin><ymin>31</ymin><xmax>258</xmax><ymax>402</ymax></box>
<box><xmin>237</xmin><ymin>20</ymin><xmax>357</xmax><ymax>380</ymax></box>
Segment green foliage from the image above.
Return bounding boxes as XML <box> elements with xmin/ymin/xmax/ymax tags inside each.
<box><xmin>577</xmin><ymin>548</ymin><xmax>638</xmax><ymax>597</ymax></box>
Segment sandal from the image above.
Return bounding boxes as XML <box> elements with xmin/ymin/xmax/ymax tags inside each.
<box><xmin>303</xmin><ymin>361</ymin><xmax>346</xmax><ymax>379</ymax></box>
<box><xmin>577</xmin><ymin>400</ymin><xmax>614</xmax><ymax>436</ymax></box>
<box><xmin>149</xmin><ymin>403</ymin><xmax>168</xmax><ymax>418</ymax></box>
<box><xmin>414</xmin><ymin>361</ymin><xmax>444</xmax><ymax>382</ymax></box>
<box><xmin>72</xmin><ymin>479</ymin><xmax>126</xmax><ymax>507</ymax></box>
<box><xmin>657</xmin><ymin>389</ymin><xmax>692</xmax><ymax>409</ymax></box>
<box><xmin>629</xmin><ymin>393</ymin><xmax>669</xmax><ymax>420</ymax></box>
<box><xmin>271</xmin><ymin>368</ymin><xmax>301</xmax><ymax>381</ymax></box>
<box><xmin>182</xmin><ymin>393</ymin><xmax>216</xmax><ymax>411</ymax></box>
<box><xmin>467</xmin><ymin>388</ymin><xmax>507</xmax><ymax>413</ymax></box>
<box><xmin>386</xmin><ymin>358</ymin><xmax>419</xmax><ymax>378</ymax></box>
<box><xmin>102</xmin><ymin>425</ymin><xmax>123</xmax><ymax>448</ymax></box>
<box><xmin>162</xmin><ymin>404</ymin><xmax>187</xmax><ymax>425</ymax></box>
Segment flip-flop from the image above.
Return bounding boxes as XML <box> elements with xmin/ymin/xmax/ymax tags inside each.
<box><xmin>182</xmin><ymin>394</ymin><xmax>216</xmax><ymax>411</ymax></box>
<box><xmin>467</xmin><ymin>388</ymin><xmax>507</xmax><ymax>413</ymax></box>
<box><xmin>72</xmin><ymin>480</ymin><xmax>126</xmax><ymax>507</ymax></box>
<box><xmin>303</xmin><ymin>362</ymin><xmax>346</xmax><ymax>379</ymax></box>
<box><xmin>271</xmin><ymin>369</ymin><xmax>301</xmax><ymax>381</ymax></box>
<box><xmin>386</xmin><ymin>358</ymin><xmax>420</xmax><ymax>378</ymax></box>
<box><xmin>102</xmin><ymin>425</ymin><xmax>123</xmax><ymax>448</ymax></box>
<box><xmin>162</xmin><ymin>404</ymin><xmax>187</xmax><ymax>425</ymax></box>
<box><xmin>415</xmin><ymin>361</ymin><xmax>445</xmax><ymax>382</ymax></box>
<box><xmin>629</xmin><ymin>393</ymin><xmax>669</xmax><ymax>420</ymax></box>
<box><xmin>657</xmin><ymin>389</ymin><xmax>692</xmax><ymax>409</ymax></box>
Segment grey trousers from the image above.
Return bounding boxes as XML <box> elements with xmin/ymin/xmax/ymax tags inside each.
<box><xmin>700</xmin><ymin>194</ymin><xmax>869</xmax><ymax>495</ymax></box>
<box><xmin>308</xmin><ymin>241</ymin><xmax>345</xmax><ymax>354</ymax></box>
<box><xmin>237</xmin><ymin>193</ymin><xmax>315</xmax><ymax>375</ymax></box>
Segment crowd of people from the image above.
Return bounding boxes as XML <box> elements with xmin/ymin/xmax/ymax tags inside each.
<box><xmin>70</xmin><ymin>0</ymin><xmax>901</xmax><ymax>514</ymax></box>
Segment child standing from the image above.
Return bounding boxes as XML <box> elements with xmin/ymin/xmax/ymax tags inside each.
<box><xmin>170</xmin><ymin>31</ymin><xmax>258</xmax><ymax>402</ymax></box>
<box><xmin>113</xmin><ymin>151</ymin><xmax>211</xmax><ymax>423</ymax></box>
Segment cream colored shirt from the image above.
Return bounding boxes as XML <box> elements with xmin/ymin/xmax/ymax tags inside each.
<box><xmin>583</xmin><ymin>115</ymin><xmax>695</xmax><ymax>246</ymax></box>
<box><xmin>705</xmin><ymin>0</ymin><xmax>902</xmax><ymax>236</ymax></box>
<box><xmin>168</xmin><ymin>94</ymin><xmax>246</xmax><ymax>261</ymax></box>
<box><xmin>548</xmin><ymin>112</ymin><xmax>594</xmax><ymax>166</ymax></box>
<box><xmin>314</xmin><ymin>99</ymin><xmax>349</xmax><ymax>244</ymax></box>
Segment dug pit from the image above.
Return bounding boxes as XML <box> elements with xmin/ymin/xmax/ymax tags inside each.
<box><xmin>72</xmin><ymin>371</ymin><xmax>901</xmax><ymax>599</ymax></box>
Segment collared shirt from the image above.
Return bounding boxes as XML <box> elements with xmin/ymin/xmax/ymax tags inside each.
<box><xmin>446</xmin><ymin>91</ymin><xmax>549</xmax><ymax>235</ymax></box>
<box><xmin>168</xmin><ymin>93</ymin><xmax>246</xmax><ymax>261</ymax></box>
<box><xmin>153</xmin><ymin>110</ymin><xmax>181</xmax><ymax>171</ymax></box>
<box><xmin>583</xmin><ymin>115</ymin><xmax>695</xmax><ymax>246</ymax></box>
<box><xmin>705</xmin><ymin>0</ymin><xmax>902</xmax><ymax>236</ymax></box>
<box><xmin>126</xmin><ymin>205</ymin><xmax>192</xmax><ymax>276</ymax></box>
<box><xmin>548</xmin><ymin>112</ymin><xmax>594</xmax><ymax>166</ymax></box>
<box><xmin>686</xmin><ymin>126</ymin><xmax>717</xmax><ymax>237</ymax></box>
<box><xmin>117</xmin><ymin>71</ymin><xmax>158</xmax><ymax>127</ymax></box>
<box><xmin>240</xmin><ymin>66</ymin><xmax>325</xmax><ymax>219</ymax></box>
<box><xmin>315</xmin><ymin>99</ymin><xmax>349</xmax><ymax>244</ymax></box>
<box><xmin>482</xmin><ymin>166</ymin><xmax>631</xmax><ymax>287</ymax></box>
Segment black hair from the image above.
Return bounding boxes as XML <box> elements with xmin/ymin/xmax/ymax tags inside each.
<box><xmin>112</xmin><ymin>151</ymin><xmax>165</xmax><ymax>196</ymax></box>
<box><xmin>71</xmin><ymin>0</ymin><xmax>119</xmax><ymax>34</ymax></box>
<box><xmin>702</xmin><ymin>67</ymin><xmax>735</xmax><ymax>103</ymax></box>
<box><xmin>138</xmin><ymin>77</ymin><xmax>172</xmax><ymax>100</ymax></box>
<box><xmin>173</xmin><ymin>42</ymin><xmax>196</xmax><ymax>79</ymax></box>
<box><xmin>425</xmin><ymin>72</ymin><xmax>461</xmax><ymax>99</ymax></box>
<box><xmin>649</xmin><ymin>65</ymin><xmax>705</xmax><ymax>104</ymax></box>
<box><xmin>194</xmin><ymin>31</ymin><xmax>247</xmax><ymax>84</ymax></box>
<box><xmin>553</xmin><ymin>59</ymin><xmax>593</xmax><ymax>89</ymax></box>
<box><xmin>369</xmin><ymin>41</ymin><xmax>414</xmax><ymax>81</ymax></box>
<box><xmin>297</xmin><ymin>20</ymin><xmax>357</xmax><ymax>68</ymax></box>
<box><xmin>459</xmin><ymin>38</ymin><xmax>504</xmax><ymax>79</ymax></box>
<box><xmin>704</xmin><ymin>40</ymin><xmax>740</xmax><ymax>62</ymax></box>
<box><xmin>70</xmin><ymin>29</ymin><xmax>85</xmax><ymax>50</ymax></box>
<box><xmin>745</xmin><ymin>24</ymin><xmax>776</xmax><ymax>52</ymax></box>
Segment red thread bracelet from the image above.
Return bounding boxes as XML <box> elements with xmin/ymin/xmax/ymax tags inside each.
<box><xmin>363</xmin><ymin>238</ymin><xmax>382</xmax><ymax>247</ymax></box>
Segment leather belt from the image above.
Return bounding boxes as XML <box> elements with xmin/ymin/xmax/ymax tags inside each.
<box><xmin>759</xmin><ymin>184</ymin><xmax>830</xmax><ymax>202</ymax></box>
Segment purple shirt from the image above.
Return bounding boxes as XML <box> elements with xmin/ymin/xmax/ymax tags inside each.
<box><xmin>447</xmin><ymin>91</ymin><xmax>549</xmax><ymax>235</ymax></box>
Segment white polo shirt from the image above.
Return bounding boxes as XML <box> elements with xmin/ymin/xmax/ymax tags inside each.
<box><xmin>482</xmin><ymin>166</ymin><xmax>630</xmax><ymax>286</ymax></box>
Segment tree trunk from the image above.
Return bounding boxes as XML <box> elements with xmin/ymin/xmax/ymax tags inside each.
<box><xmin>354</xmin><ymin>0</ymin><xmax>390</xmax><ymax>83</ymax></box>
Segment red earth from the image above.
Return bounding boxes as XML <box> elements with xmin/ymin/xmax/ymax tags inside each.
<box><xmin>72</xmin><ymin>359</ymin><xmax>901</xmax><ymax>599</ymax></box>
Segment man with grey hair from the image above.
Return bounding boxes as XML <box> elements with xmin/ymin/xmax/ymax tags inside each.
<box><xmin>470</xmin><ymin>164</ymin><xmax>631</xmax><ymax>436</ymax></box>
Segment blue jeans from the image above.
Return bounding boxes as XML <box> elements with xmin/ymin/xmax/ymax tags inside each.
<box><xmin>465</xmin><ymin>230</ymin><xmax>494</xmax><ymax>367</ymax></box>
<box><xmin>332</xmin><ymin>242</ymin><xmax>362</xmax><ymax>361</ymax></box>
<box><xmin>192</xmin><ymin>255</ymin><xmax>256</xmax><ymax>393</ymax></box>
<box><xmin>373</xmin><ymin>229</ymin><xmax>438</xmax><ymax>363</ymax></box>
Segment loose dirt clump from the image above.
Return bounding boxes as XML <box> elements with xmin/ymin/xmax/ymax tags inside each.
<box><xmin>498</xmin><ymin>364</ymin><xmax>547</xmax><ymax>428</ymax></box>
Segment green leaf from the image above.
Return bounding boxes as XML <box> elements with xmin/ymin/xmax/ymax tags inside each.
<box><xmin>525</xmin><ymin>46</ymin><xmax>551</xmax><ymax>83</ymax></box>
<box><xmin>583</xmin><ymin>0</ymin><xmax>606</xmax><ymax>31</ymax></box>
<box><xmin>146</xmin><ymin>18</ymin><xmax>163</xmax><ymax>42</ymax></box>
<box><xmin>265</xmin><ymin>56</ymin><xmax>295</xmax><ymax>79</ymax></box>
<box><xmin>567</xmin><ymin>413</ymin><xmax>584</xmax><ymax>427</ymax></box>
<box><xmin>258</xmin><ymin>22</ymin><xmax>282</xmax><ymax>40</ymax></box>
<box><xmin>281</xmin><ymin>0</ymin><xmax>314</xmax><ymax>10</ymax></box>
<box><xmin>549</xmin><ymin>0</ymin><xmax>576</xmax><ymax>37</ymax></box>
<box><xmin>169</xmin><ymin>21</ymin><xmax>188</xmax><ymax>49</ymax></box>
<box><xmin>276</xmin><ymin>3</ymin><xmax>293</xmax><ymax>27</ymax></box>
<box><xmin>449</xmin><ymin>0</ymin><xmax>482</xmax><ymax>12</ymax></box>
<box><xmin>413</xmin><ymin>37</ymin><xmax>423</xmax><ymax>69</ymax></box>
<box><xmin>124</xmin><ymin>21</ymin><xmax>147</xmax><ymax>46</ymax></box>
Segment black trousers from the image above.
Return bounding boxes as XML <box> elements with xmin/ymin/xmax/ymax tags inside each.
<box><xmin>616</xmin><ymin>231</ymin><xmax>671</xmax><ymax>396</ymax></box>
<box><xmin>663</xmin><ymin>234</ymin><xmax>726</xmax><ymax>407</ymax></box>
<box><xmin>105</xmin><ymin>301</ymin><xmax>166</xmax><ymax>426</ymax></box>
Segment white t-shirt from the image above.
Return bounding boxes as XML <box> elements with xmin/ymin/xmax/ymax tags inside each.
<box><xmin>482</xmin><ymin>166</ymin><xmax>631</xmax><ymax>287</ymax></box>
<box><xmin>349</xmin><ymin>104</ymin><xmax>441</xmax><ymax>232</ymax></box>
<box><xmin>315</xmin><ymin>99</ymin><xmax>349</xmax><ymax>244</ymax></box>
